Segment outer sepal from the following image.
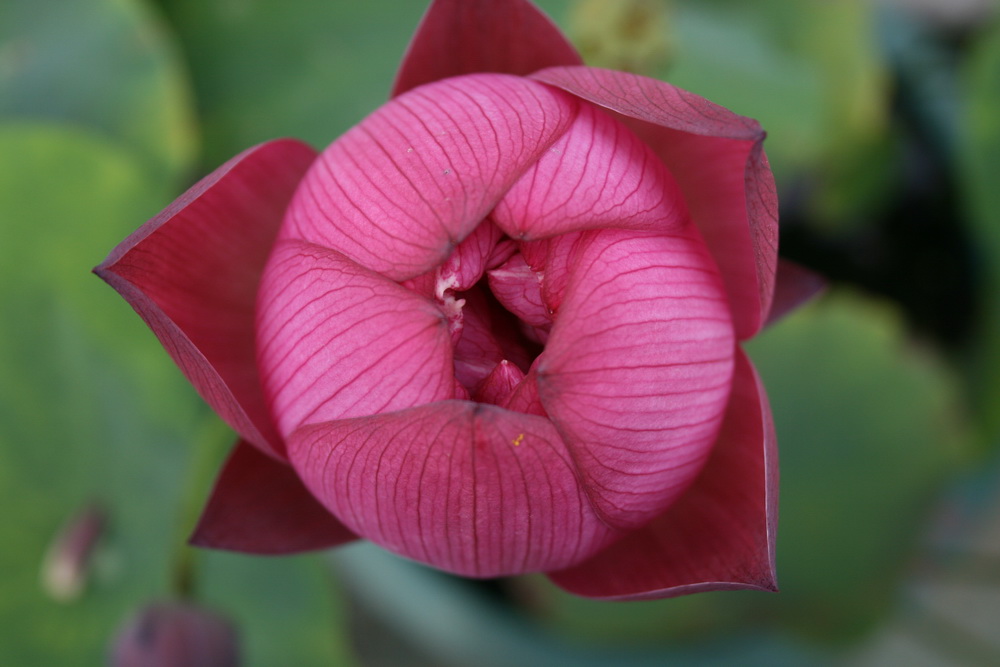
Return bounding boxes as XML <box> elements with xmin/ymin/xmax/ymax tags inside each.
<box><xmin>94</xmin><ymin>139</ymin><xmax>317</xmax><ymax>459</ymax></box>
<box><xmin>191</xmin><ymin>440</ymin><xmax>355</xmax><ymax>554</ymax></box>
<box><xmin>392</xmin><ymin>0</ymin><xmax>582</xmax><ymax>97</ymax></box>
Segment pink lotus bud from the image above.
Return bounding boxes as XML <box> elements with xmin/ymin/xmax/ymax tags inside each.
<box><xmin>40</xmin><ymin>502</ymin><xmax>106</xmax><ymax>602</ymax></box>
<box><xmin>109</xmin><ymin>602</ymin><xmax>239</xmax><ymax>667</ymax></box>
<box><xmin>95</xmin><ymin>0</ymin><xmax>821</xmax><ymax>600</ymax></box>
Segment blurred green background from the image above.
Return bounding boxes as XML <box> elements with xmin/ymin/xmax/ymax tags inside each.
<box><xmin>2</xmin><ymin>0</ymin><xmax>999</xmax><ymax>664</ymax></box>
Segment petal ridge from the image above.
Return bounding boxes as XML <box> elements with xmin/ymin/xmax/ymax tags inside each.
<box><xmin>283</xmin><ymin>75</ymin><xmax>579</xmax><ymax>281</ymax></box>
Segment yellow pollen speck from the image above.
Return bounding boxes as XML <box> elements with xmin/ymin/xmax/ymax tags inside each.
<box><xmin>512</xmin><ymin>433</ymin><xmax>524</xmax><ymax>447</ymax></box>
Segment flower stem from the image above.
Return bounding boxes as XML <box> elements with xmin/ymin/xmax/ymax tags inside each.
<box><xmin>168</xmin><ymin>413</ymin><xmax>234</xmax><ymax>600</ymax></box>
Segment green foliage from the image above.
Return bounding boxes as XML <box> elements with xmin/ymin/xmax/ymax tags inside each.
<box><xmin>0</xmin><ymin>0</ymin><xmax>356</xmax><ymax>663</ymax></box>
<box><xmin>0</xmin><ymin>124</ymin><xmax>202</xmax><ymax>665</ymax></box>
<box><xmin>155</xmin><ymin>0</ymin><xmax>424</xmax><ymax>167</ymax></box>
<box><xmin>661</xmin><ymin>0</ymin><xmax>892</xmax><ymax>229</ymax></box>
<box><xmin>0</xmin><ymin>0</ymin><xmax>198</xmax><ymax>186</ymax></box>
<box><xmin>961</xmin><ymin>22</ymin><xmax>1000</xmax><ymax>442</ymax></box>
<box><xmin>747</xmin><ymin>293</ymin><xmax>970</xmax><ymax>639</ymax></box>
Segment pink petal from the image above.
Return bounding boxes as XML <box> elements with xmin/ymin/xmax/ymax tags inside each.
<box><xmin>501</xmin><ymin>368</ymin><xmax>548</xmax><ymax>417</ymax></box>
<box><xmin>765</xmin><ymin>258</ymin><xmax>826</xmax><ymax>326</ymax></box>
<box><xmin>473</xmin><ymin>359</ymin><xmax>526</xmax><ymax>405</ymax></box>
<box><xmin>536</xmin><ymin>227</ymin><xmax>735</xmax><ymax>530</ymax></box>
<box><xmin>391</xmin><ymin>0</ymin><xmax>582</xmax><ymax>97</ymax></box>
<box><xmin>518</xmin><ymin>231</ymin><xmax>585</xmax><ymax>314</ymax></box>
<box><xmin>532</xmin><ymin>67</ymin><xmax>779</xmax><ymax>340</ymax></box>
<box><xmin>547</xmin><ymin>348</ymin><xmax>778</xmax><ymax>599</ymax></box>
<box><xmin>491</xmin><ymin>101</ymin><xmax>687</xmax><ymax>239</ymax></box>
<box><xmin>95</xmin><ymin>139</ymin><xmax>317</xmax><ymax>458</ymax></box>
<box><xmin>435</xmin><ymin>218</ymin><xmax>505</xmax><ymax>293</ymax></box>
<box><xmin>190</xmin><ymin>439</ymin><xmax>356</xmax><ymax>554</ymax></box>
<box><xmin>486</xmin><ymin>252</ymin><xmax>551</xmax><ymax>328</ymax></box>
<box><xmin>452</xmin><ymin>287</ymin><xmax>505</xmax><ymax>388</ymax></box>
<box><xmin>287</xmin><ymin>401</ymin><xmax>616</xmax><ymax>577</ymax></box>
<box><xmin>280</xmin><ymin>74</ymin><xmax>577</xmax><ymax>281</ymax></box>
<box><xmin>256</xmin><ymin>240</ymin><xmax>455</xmax><ymax>438</ymax></box>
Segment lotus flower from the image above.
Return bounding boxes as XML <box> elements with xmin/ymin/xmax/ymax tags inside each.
<box><xmin>96</xmin><ymin>0</ymin><xmax>819</xmax><ymax>599</ymax></box>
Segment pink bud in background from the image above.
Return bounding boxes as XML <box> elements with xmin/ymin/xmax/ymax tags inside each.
<box><xmin>96</xmin><ymin>0</ymin><xmax>821</xmax><ymax>599</ymax></box>
<box><xmin>109</xmin><ymin>602</ymin><xmax>238</xmax><ymax>667</ymax></box>
<box><xmin>40</xmin><ymin>503</ymin><xmax>106</xmax><ymax>602</ymax></box>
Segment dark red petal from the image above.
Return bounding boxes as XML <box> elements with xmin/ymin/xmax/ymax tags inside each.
<box><xmin>532</xmin><ymin>67</ymin><xmax>779</xmax><ymax>340</ymax></box>
<box><xmin>765</xmin><ymin>258</ymin><xmax>826</xmax><ymax>326</ymax></box>
<box><xmin>95</xmin><ymin>140</ymin><xmax>317</xmax><ymax>458</ymax></box>
<box><xmin>190</xmin><ymin>439</ymin><xmax>356</xmax><ymax>554</ymax></box>
<box><xmin>547</xmin><ymin>348</ymin><xmax>778</xmax><ymax>599</ymax></box>
<box><xmin>392</xmin><ymin>0</ymin><xmax>582</xmax><ymax>97</ymax></box>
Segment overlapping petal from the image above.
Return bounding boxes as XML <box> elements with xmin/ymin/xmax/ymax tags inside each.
<box><xmin>287</xmin><ymin>401</ymin><xmax>616</xmax><ymax>577</ymax></box>
<box><xmin>491</xmin><ymin>101</ymin><xmax>687</xmax><ymax>240</ymax></box>
<box><xmin>451</xmin><ymin>287</ymin><xmax>506</xmax><ymax>389</ymax></box>
<box><xmin>95</xmin><ymin>139</ymin><xmax>317</xmax><ymax>458</ymax></box>
<box><xmin>191</xmin><ymin>440</ymin><xmax>356</xmax><ymax>554</ymax></box>
<box><xmin>487</xmin><ymin>252</ymin><xmax>550</xmax><ymax>329</ymax></box>
<box><xmin>535</xmin><ymin>227</ymin><xmax>735</xmax><ymax>529</ymax></box>
<box><xmin>548</xmin><ymin>348</ymin><xmax>777</xmax><ymax>599</ymax></box>
<box><xmin>533</xmin><ymin>67</ymin><xmax>779</xmax><ymax>340</ymax></box>
<box><xmin>257</xmin><ymin>239</ymin><xmax>455</xmax><ymax>437</ymax></box>
<box><xmin>280</xmin><ymin>74</ymin><xmax>578</xmax><ymax>281</ymax></box>
<box><xmin>392</xmin><ymin>0</ymin><xmax>581</xmax><ymax>96</ymax></box>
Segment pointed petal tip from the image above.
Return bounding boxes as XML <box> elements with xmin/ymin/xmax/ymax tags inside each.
<box><xmin>93</xmin><ymin>138</ymin><xmax>320</xmax><ymax>458</ymax></box>
<box><xmin>190</xmin><ymin>440</ymin><xmax>356</xmax><ymax>556</ymax></box>
<box><xmin>764</xmin><ymin>258</ymin><xmax>827</xmax><ymax>327</ymax></box>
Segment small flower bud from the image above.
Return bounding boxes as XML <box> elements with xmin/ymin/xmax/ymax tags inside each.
<box><xmin>109</xmin><ymin>602</ymin><xmax>239</xmax><ymax>667</ymax></box>
<box><xmin>40</xmin><ymin>502</ymin><xmax>106</xmax><ymax>602</ymax></box>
